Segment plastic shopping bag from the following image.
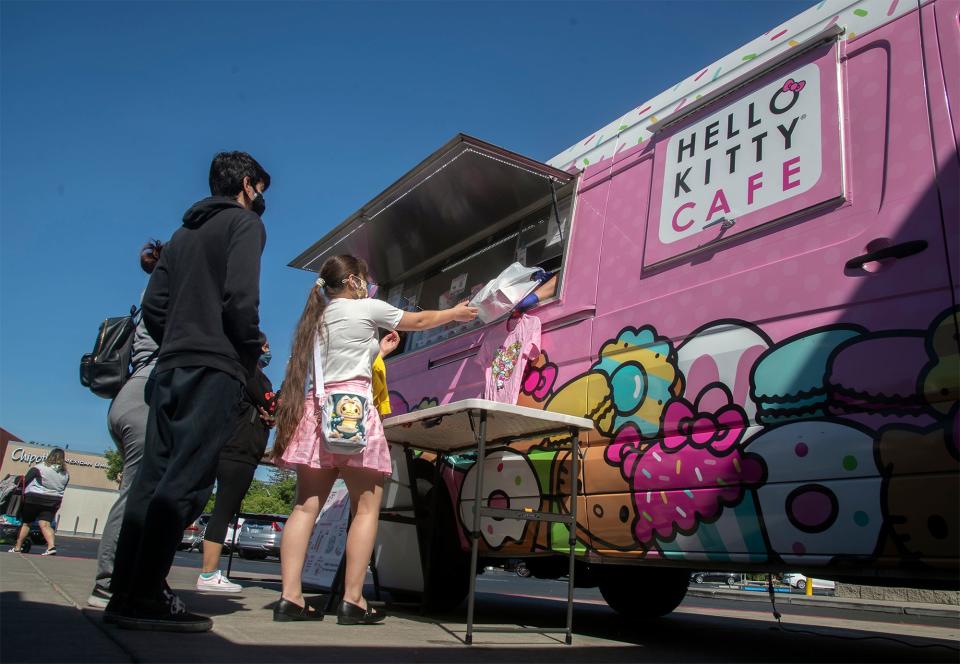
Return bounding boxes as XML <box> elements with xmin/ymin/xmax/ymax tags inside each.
<box><xmin>469</xmin><ymin>262</ymin><xmax>540</xmax><ymax>323</ymax></box>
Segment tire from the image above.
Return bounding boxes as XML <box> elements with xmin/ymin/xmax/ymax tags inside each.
<box><xmin>411</xmin><ymin>459</ymin><xmax>470</xmax><ymax>612</ymax></box>
<box><xmin>796</xmin><ymin>579</ymin><xmax>806</xmax><ymax>590</ymax></box>
<box><xmin>598</xmin><ymin>567</ymin><xmax>689</xmax><ymax>619</ymax></box>
<box><xmin>20</xmin><ymin>539</ymin><xmax>31</xmax><ymax>554</ymax></box>
<box><xmin>240</xmin><ymin>549</ymin><xmax>267</xmax><ymax>561</ymax></box>
<box><xmin>516</xmin><ymin>564</ymin><xmax>532</xmax><ymax>578</ymax></box>
<box><xmin>726</xmin><ymin>576</ymin><xmax>737</xmax><ymax>586</ymax></box>
<box><xmin>693</xmin><ymin>574</ymin><xmax>704</xmax><ymax>584</ymax></box>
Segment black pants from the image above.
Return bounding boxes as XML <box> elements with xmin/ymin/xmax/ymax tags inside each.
<box><xmin>203</xmin><ymin>459</ymin><xmax>256</xmax><ymax>545</ymax></box>
<box><xmin>110</xmin><ymin>366</ymin><xmax>242</xmax><ymax>602</ymax></box>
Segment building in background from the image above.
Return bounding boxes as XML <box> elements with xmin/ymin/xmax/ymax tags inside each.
<box><xmin>0</xmin><ymin>426</ymin><xmax>23</xmax><ymax>462</ymax></box>
<box><xmin>0</xmin><ymin>439</ymin><xmax>118</xmax><ymax>536</ymax></box>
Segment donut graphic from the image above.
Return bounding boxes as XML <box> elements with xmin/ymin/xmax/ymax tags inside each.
<box><xmin>458</xmin><ymin>450</ymin><xmax>541</xmax><ymax>549</ymax></box>
<box><xmin>743</xmin><ymin>420</ymin><xmax>882</xmax><ymax>564</ymax></box>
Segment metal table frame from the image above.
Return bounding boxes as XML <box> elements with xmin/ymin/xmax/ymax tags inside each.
<box><xmin>383</xmin><ymin>399</ymin><xmax>593</xmax><ymax>645</ymax></box>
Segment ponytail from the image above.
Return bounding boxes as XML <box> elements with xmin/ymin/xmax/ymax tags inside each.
<box><xmin>272</xmin><ymin>286</ymin><xmax>327</xmax><ymax>459</ymax></box>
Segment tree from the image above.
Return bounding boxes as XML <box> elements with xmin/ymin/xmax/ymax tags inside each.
<box><xmin>200</xmin><ymin>468</ymin><xmax>297</xmax><ymax>517</ymax></box>
<box><xmin>103</xmin><ymin>449</ymin><xmax>123</xmax><ymax>486</ymax></box>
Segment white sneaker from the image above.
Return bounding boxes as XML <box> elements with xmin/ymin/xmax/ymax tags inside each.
<box><xmin>195</xmin><ymin>570</ymin><xmax>242</xmax><ymax>593</ymax></box>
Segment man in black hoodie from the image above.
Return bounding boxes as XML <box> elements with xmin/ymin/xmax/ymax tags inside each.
<box><xmin>105</xmin><ymin>151</ymin><xmax>270</xmax><ymax>632</ymax></box>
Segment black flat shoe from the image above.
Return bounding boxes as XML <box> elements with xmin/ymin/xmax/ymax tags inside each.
<box><xmin>273</xmin><ymin>597</ymin><xmax>324</xmax><ymax>622</ymax></box>
<box><xmin>337</xmin><ymin>600</ymin><xmax>385</xmax><ymax>625</ymax></box>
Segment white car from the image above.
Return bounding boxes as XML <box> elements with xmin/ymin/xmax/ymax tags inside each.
<box><xmin>782</xmin><ymin>573</ymin><xmax>836</xmax><ymax>591</ymax></box>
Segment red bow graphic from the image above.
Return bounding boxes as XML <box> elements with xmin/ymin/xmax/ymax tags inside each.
<box><xmin>522</xmin><ymin>362</ymin><xmax>558</xmax><ymax>400</ymax></box>
<box><xmin>782</xmin><ymin>78</ymin><xmax>805</xmax><ymax>94</ymax></box>
<box><xmin>662</xmin><ymin>399</ymin><xmax>746</xmax><ymax>453</ymax></box>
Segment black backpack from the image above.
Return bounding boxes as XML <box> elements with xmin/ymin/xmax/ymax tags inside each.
<box><xmin>79</xmin><ymin>306</ymin><xmax>140</xmax><ymax>399</ymax></box>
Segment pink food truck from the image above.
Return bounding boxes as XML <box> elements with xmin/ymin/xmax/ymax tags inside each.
<box><xmin>292</xmin><ymin>0</ymin><xmax>959</xmax><ymax>617</ymax></box>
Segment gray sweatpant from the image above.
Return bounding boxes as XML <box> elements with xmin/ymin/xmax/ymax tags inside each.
<box><xmin>94</xmin><ymin>373</ymin><xmax>149</xmax><ymax>593</ymax></box>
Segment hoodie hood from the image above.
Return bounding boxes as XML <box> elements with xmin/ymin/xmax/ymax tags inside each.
<box><xmin>182</xmin><ymin>196</ymin><xmax>244</xmax><ymax>229</ymax></box>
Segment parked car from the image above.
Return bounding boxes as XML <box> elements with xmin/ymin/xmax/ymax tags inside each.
<box><xmin>782</xmin><ymin>573</ymin><xmax>836</xmax><ymax>591</ymax></box>
<box><xmin>236</xmin><ymin>514</ymin><xmax>287</xmax><ymax>560</ymax></box>
<box><xmin>690</xmin><ymin>572</ymin><xmax>740</xmax><ymax>586</ymax></box>
<box><xmin>180</xmin><ymin>514</ymin><xmax>209</xmax><ymax>551</ymax></box>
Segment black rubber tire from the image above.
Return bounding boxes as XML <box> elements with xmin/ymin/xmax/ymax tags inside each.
<box><xmin>240</xmin><ymin>549</ymin><xmax>267</xmax><ymax>560</ymax></box>
<box><xmin>516</xmin><ymin>564</ymin><xmax>532</xmax><ymax>578</ymax></box>
<box><xmin>598</xmin><ymin>567</ymin><xmax>689</xmax><ymax>619</ymax></box>
<box><xmin>726</xmin><ymin>576</ymin><xmax>737</xmax><ymax>586</ymax></box>
<box><xmin>411</xmin><ymin>458</ymin><xmax>470</xmax><ymax>612</ymax></box>
<box><xmin>693</xmin><ymin>574</ymin><xmax>704</xmax><ymax>584</ymax></box>
<box><xmin>20</xmin><ymin>539</ymin><xmax>31</xmax><ymax>554</ymax></box>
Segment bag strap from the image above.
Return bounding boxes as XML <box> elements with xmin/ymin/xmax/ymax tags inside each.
<box><xmin>312</xmin><ymin>332</ymin><xmax>325</xmax><ymax>402</ymax></box>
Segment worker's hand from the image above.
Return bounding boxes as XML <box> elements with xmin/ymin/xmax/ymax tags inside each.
<box><xmin>451</xmin><ymin>301</ymin><xmax>479</xmax><ymax>322</ymax></box>
<box><xmin>258</xmin><ymin>406</ymin><xmax>276</xmax><ymax>428</ymax></box>
<box><xmin>380</xmin><ymin>331</ymin><xmax>401</xmax><ymax>357</ymax></box>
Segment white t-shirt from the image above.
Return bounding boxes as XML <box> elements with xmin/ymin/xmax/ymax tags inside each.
<box><xmin>318</xmin><ymin>298</ymin><xmax>405</xmax><ymax>383</ymax></box>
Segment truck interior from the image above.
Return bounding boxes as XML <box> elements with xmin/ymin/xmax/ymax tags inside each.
<box><xmin>289</xmin><ymin>134</ymin><xmax>577</xmax><ymax>356</ymax></box>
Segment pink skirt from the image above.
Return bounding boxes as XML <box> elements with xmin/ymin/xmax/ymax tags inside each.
<box><xmin>280</xmin><ymin>379</ymin><xmax>392</xmax><ymax>475</ymax></box>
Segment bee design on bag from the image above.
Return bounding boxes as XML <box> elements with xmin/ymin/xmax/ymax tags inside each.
<box><xmin>330</xmin><ymin>394</ymin><xmax>365</xmax><ymax>440</ymax></box>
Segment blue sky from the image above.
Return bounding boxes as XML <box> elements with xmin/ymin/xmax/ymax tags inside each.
<box><xmin>0</xmin><ymin>0</ymin><xmax>811</xmax><ymax>459</ymax></box>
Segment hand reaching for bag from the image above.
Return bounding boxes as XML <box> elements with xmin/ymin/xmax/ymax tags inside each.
<box><xmin>452</xmin><ymin>301</ymin><xmax>479</xmax><ymax>322</ymax></box>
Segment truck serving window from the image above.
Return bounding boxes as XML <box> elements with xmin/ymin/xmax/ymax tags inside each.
<box><xmin>290</xmin><ymin>134</ymin><xmax>576</xmax><ymax>356</ymax></box>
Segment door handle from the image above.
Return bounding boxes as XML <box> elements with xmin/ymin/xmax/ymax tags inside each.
<box><xmin>844</xmin><ymin>240</ymin><xmax>928</xmax><ymax>270</ymax></box>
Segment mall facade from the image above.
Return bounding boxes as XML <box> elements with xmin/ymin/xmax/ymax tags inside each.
<box><xmin>1</xmin><ymin>432</ymin><xmax>119</xmax><ymax>536</ymax></box>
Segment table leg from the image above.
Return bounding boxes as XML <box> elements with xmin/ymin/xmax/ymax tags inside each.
<box><xmin>565</xmin><ymin>427</ymin><xmax>579</xmax><ymax>645</ymax></box>
<box><xmin>464</xmin><ymin>411</ymin><xmax>486</xmax><ymax>645</ymax></box>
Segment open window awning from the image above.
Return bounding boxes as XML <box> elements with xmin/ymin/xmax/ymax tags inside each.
<box><xmin>288</xmin><ymin>134</ymin><xmax>575</xmax><ymax>285</ymax></box>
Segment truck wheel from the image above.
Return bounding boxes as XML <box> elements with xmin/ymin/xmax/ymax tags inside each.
<box><xmin>412</xmin><ymin>459</ymin><xmax>470</xmax><ymax>612</ymax></box>
<box><xmin>516</xmin><ymin>563</ymin><xmax>532</xmax><ymax>578</ymax></box>
<box><xmin>693</xmin><ymin>573</ymin><xmax>704</xmax><ymax>584</ymax></box>
<box><xmin>597</xmin><ymin>567</ymin><xmax>689</xmax><ymax>619</ymax></box>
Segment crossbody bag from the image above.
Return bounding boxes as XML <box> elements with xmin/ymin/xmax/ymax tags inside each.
<box><xmin>313</xmin><ymin>333</ymin><xmax>371</xmax><ymax>455</ymax></box>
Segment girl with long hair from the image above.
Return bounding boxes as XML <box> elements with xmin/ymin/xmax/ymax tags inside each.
<box><xmin>272</xmin><ymin>254</ymin><xmax>477</xmax><ymax>623</ymax></box>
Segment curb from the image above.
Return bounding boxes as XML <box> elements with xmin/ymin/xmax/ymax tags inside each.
<box><xmin>687</xmin><ymin>587</ymin><xmax>960</xmax><ymax>619</ymax></box>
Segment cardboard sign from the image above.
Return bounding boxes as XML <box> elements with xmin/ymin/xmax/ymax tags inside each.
<box><xmin>301</xmin><ymin>479</ymin><xmax>350</xmax><ymax>589</ymax></box>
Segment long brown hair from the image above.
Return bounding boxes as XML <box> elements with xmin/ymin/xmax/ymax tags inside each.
<box><xmin>272</xmin><ymin>255</ymin><xmax>370</xmax><ymax>459</ymax></box>
<box><xmin>44</xmin><ymin>448</ymin><xmax>66</xmax><ymax>474</ymax></box>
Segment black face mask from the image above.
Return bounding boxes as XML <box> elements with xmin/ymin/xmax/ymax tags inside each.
<box><xmin>251</xmin><ymin>191</ymin><xmax>266</xmax><ymax>217</ymax></box>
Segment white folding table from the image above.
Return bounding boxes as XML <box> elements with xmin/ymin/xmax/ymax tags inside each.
<box><xmin>382</xmin><ymin>399</ymin><xmax>594</xmax><ymax>645</ymax></box>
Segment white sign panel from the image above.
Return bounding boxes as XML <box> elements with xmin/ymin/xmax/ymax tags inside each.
<box><xmin>301</xmin><ymin>480</ymin><xmax>350</xmax><ymax>589</ymax></box>
<box><xmin>659</xmin><ymin>62</ymin><xmax>822</xmax><ymax>244</ymax></box>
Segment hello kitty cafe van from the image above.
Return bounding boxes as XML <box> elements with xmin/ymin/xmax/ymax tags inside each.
<box><xmin>292</xmin><ymin>0</ymin><xmax>959</xmax><ymax>617</ymax></box>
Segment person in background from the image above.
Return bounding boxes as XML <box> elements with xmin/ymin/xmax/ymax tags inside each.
<box><xmin>10</xmin><ymin>448</ymin><xmax>69</xmax><ymax>555</ymax></box>
<box><xmin>87</xmin><ymin>241</ymin><xmax>164</xmax><ymax>608</ymax></box>
<box><xmin>270</xmin><ymin>254</ymin><xmax>477</xmax><ymax>623</ymax></box>
<box><xmin>371</xmin><ymin>331</ymin><xmax>400</xmax><ymax>418</ymax></box>
<box><xmin>196</xmin><ymin>340</ymin><xmax>276</xmax><ymax>593</ymax></box>
<box><xmin>105</xmin><ymin>151</ymin><xmax>270</xmax><ymax>633</ymax></box>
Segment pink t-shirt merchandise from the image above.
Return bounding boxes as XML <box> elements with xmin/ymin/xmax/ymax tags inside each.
<box><xmin>476</xmin><ymin>314</ymin><xmax>542</xmax><ymax>404</ymax></box>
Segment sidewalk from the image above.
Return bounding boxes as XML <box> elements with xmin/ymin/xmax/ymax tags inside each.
<box><xmin>0</xmin><ymin>554</ymin><xmax>639</xmax><ymax>663</ymax></box>
<box><xmin>686</xmin><ymin>586</ymin><xmax>960</xmax><ymax>619</ymax></box>
<box><xmin>2</xmin><ymin>554</ymin><xmax>957</xmax><ymax>663</ymax></box>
